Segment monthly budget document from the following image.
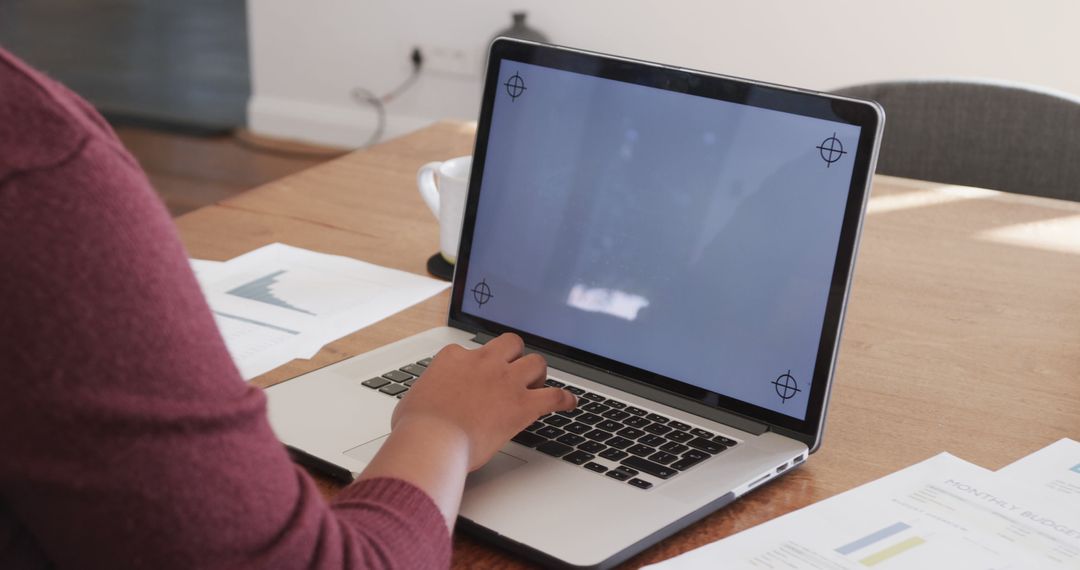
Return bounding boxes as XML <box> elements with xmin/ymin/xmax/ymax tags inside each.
<box><xmin>646</xmin><ymin>452</ymin><xmax>1080</xmax><ymax>569</ymax></box>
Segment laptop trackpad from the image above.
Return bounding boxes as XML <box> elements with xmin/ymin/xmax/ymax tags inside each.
<box><xmin>466</xmin><ymin>451</ymin><xmax>527</xmax><ymax>490</ymax></box>
<box><xmin>344</xmin><ymin>437</ymin><xmax>527</xmax><ymax>489</ymax></box>
<box><xmin>343</xmin><ymin>434</ymin><xmax>392</xmax><ymax>465</ymax></box>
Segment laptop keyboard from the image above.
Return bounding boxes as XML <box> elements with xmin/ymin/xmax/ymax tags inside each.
<box><xmin>360</xmin><ymin>359</ymin><xmax>739</xmax><ymax>490</ymax></box>
<box><xmin>359</xmin><ymin>357</ymin><xmax>433</xmax><ymax>398</ymax></box>
<box><xmin>514</xmin><ymin>378</ymin><xmax>738</xmax><ymax>489</ymax></box>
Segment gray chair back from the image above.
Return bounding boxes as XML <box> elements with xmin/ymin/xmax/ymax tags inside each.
<box><xmin>834</xmin><ymin>80</ymin><xmax>1080</xmax><ymax>202</ymax></box>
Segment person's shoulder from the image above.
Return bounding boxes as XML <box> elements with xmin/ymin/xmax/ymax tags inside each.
<box><xmin>0</xmin><ymin>48</ymin><xmax>108</xmax><ymax>183</ymax></box>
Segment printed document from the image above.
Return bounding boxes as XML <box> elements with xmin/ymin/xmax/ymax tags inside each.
<box><xmin>646</xmin><ymin>452</ymin><xmax>1080</xmax><ymax>569</ymax></box>
<box><xmin>190</xmin><ymin>244</ymin><xmax>448</xmax><ymax>379</ymax></box>
<box><xmin>998</xmin><ymin>438</ymin><xmax>1080</xmax><ymax>506</ymax></box>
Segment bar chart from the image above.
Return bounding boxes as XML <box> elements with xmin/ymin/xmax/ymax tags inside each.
<box><xmin>834</xmin><ymin>522</ymin><xmax>926</xmax><ymax>567</ymax></box>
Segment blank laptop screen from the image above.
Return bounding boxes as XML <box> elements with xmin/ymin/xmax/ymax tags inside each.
<box><xmin>461</xmin><ymin>59</ymin><xmax>862</xmax><ymax>421</ymax></box>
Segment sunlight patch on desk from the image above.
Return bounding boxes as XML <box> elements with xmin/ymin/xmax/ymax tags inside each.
<box><xmin>976</xmin><ymin>214</ymin><xmax>1080</xmax><ymax>255</ymax></box>
<box><xmin>455</xmin><ymin>121</ymin><xmax>478</xmax><ymax>135</ymax></box>
<box><xmin>866</xmin><ymin>186</ymin><xmax>998</xmax><ymax>215</ymax></box>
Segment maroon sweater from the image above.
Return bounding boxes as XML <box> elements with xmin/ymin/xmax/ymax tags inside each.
<box><xmin>0</xmin><ymin>48</ymin><xmax>450</xmax><ymax>569</ymax></box>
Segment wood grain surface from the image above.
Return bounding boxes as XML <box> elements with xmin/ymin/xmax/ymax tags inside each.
<box><xmin>176</xmin><ymin>121</ymin><xmax>1080</xmax><ymax>569</ymax></box>
<box><xmin>116</xmin><ymin>126</ymin><xmax>339</xmax><ymax>217</ymax></box>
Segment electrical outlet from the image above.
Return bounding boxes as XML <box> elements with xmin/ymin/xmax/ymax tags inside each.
<box><xmin>417</xmin><ymin>44</ymin><xmax>477</xmax><ymax>78</ymax></box>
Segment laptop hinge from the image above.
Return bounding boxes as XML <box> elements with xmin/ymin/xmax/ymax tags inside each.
<box><xmin>472</xmin><ymin>332</ymin><xmax>769</xmax><ymax>436</ymax></box>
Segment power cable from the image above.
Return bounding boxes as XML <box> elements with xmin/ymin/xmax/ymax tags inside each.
<box><xmin>350</xmin><ymin>47</ymin><xmax>424</xmax><ymax>148</ymax></box>
<box><xmin>234</xmin><ymin>47</ymin><xmax>425</xmax><ymax>157</ymax></box>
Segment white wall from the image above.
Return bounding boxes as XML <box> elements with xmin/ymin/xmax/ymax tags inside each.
<box><xmin>248</xmin><ymin>1</ymin><xmax>1080</xmax><ymax>148</ymax></box>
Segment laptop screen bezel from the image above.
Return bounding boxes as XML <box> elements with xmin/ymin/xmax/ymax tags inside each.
<box><xmin>448</xmin><ymin>38</ymin><xmax>881</xmax><ymax>442</ymax></box>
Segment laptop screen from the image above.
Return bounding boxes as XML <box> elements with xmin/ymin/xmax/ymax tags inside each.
<box><xmin>456</xmin><ymin>47</ymin><xmax>873</xmax><ymax>426</ymax></box>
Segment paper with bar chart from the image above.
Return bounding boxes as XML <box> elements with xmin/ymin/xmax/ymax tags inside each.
<box><xmin>646</xmin><ymin>452</ymin><xmax>1080</xmax><ymax>569</ymax></box>
<box><xmin>998</xmin><ymin>438</ymin><xmax>1080</xmax><ymax>506</ymax></box>
<box><xmin>190</xmin><ymin>244</ymin><xmax>448</xmax><ymax>380</ymax></box>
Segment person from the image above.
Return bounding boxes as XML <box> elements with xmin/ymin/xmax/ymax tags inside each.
<box><xmin>0</xmin><ymin>47</ymin><xmax>576</xmax><ymax>569</ymax></box>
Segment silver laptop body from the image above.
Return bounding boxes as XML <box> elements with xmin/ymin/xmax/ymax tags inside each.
<box><xmin>267</xmin><ymin>39</ymin><xmax>884</xmax><ymax>569</ymax></box>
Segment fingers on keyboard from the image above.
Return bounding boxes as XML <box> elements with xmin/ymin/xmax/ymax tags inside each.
<box><xmin>505</xmin><ymin>381</ymin><xmax>740</xmax><ymax>490</ymax></box>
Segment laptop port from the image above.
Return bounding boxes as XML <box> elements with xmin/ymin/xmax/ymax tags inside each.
<box><xmin>776</xmin><ymin>463</ymin><xmax>789</xmax><ymax>474</ymax></box>
<box><xmin>748</xmin><ymin>473</ymin><xmax>771</xmax><ymax>489</ymax></box>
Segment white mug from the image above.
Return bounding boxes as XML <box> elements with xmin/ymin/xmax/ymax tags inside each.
<box><xmin>417</xmin><ymin>155</ymin><xmax>471</xmax><ymax>264</ymax></box>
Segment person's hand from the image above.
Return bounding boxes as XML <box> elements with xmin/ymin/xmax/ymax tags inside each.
<box><xmin>390</xmin><ymin>333</ymin><xmax>576</xmax><ymax>471</ymax></box>
<box><xmin>359</xmin><ymin>333</ymin><xmax>573</xmax><ymax>529</ymax></box>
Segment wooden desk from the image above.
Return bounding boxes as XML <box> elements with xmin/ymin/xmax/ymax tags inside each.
<box><xmin>177</xmin><ymin>121</ymin><xmax>1080</xmax><ymax>568</ymax></box>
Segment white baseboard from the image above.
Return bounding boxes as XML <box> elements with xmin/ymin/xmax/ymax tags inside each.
<box><xmin>248</xmin><ymin>95</ymin><xmax>438</xmax><ymax>148</ymax></box>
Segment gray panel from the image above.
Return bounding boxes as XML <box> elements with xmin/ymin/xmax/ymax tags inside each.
<box><xmin>835</xmin><ymin>80</ymin><xmax>1080</xmax><ymax>202</ymax></box>
<box><xmin>0</xmin><ymin>0</ymin><xmax>250</xmax><ymax>130</ymax></box>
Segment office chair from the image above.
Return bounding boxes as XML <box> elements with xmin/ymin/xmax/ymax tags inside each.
<box><xmin>834</xmin><ymin>80</ymin><xmax>1080</xmax><ymax>202</ymax></box>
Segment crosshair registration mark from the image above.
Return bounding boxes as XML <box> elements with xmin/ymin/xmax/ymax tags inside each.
<box><xmin>504</xmin><ymin>72</ymin><xmax>526</xmax><ymax>102</ymax></box>
<box><xmin>471</xmin><ymin>279</ymin><xmax>493</xmax><ymax>307</ymax></box>
<box><xmin>816</xmin><ymin>133</ymin><xmax>847</xmax><ymax>168</ymax></box>
<box><xmin>772</xmin><ymin>370</ymin><xmax>801</xmax><ymax>403</ymax></box>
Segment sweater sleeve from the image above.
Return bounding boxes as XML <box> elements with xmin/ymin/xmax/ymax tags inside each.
<box><xmin>0</xmin><ymin>129</ymin><xmax>450</xmax><ymax>568</ymax></box>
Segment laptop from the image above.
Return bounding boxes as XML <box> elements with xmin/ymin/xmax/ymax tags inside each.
<box><xmin>266</xmin><ymin>38</ymin><xmax>884</xmax><ymax>569</ymax></box>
